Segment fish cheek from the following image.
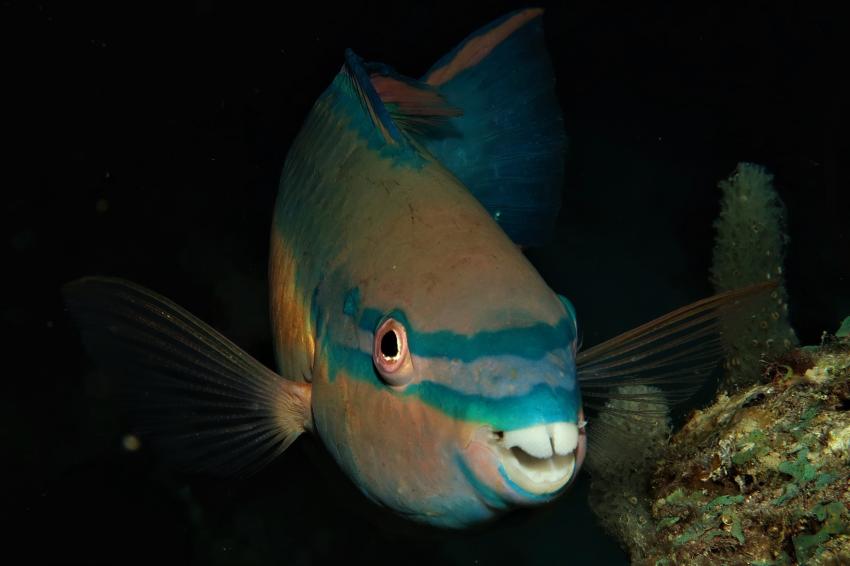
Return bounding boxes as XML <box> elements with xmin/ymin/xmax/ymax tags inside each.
<box><xmin>346</xmin><ymin>380</ymin><xmax>473</xmax><ymax>511</ymax></box>
<box><xmin>311</xmin><ymin>347</ymin><xmax>481</xmax><ymax>514</ymax></box>
<box><xmin>308</xmin><ymin>363</ymin><xmax>398</xmax><ymax>502</ymax></box>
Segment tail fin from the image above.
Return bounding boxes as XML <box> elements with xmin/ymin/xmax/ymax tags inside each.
<box><xmin>419</xmin><ymin>8</ymin><xmax>567</xmax><ymax>247</ymax></box>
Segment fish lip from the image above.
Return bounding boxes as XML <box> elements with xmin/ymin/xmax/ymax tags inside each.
<box><xmin>490</xmin><ymin>422</ymin><xmax>579</xmax><ymax>498</ymax></box>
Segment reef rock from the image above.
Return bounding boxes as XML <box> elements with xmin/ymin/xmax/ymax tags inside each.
<box><xmin>636</xmin><ymin>329</ymin><xmax>850</xmax><ymax>565</ymax></box>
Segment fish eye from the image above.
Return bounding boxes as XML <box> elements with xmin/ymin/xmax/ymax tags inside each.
<box><xmin>373</xmin><ymin>318</ymin><xmax>413</xmax><ymax>386</ymax></box>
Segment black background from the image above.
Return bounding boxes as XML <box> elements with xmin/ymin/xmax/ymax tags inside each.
<box><xmin>5</xmin><ymin>1</ymin><xmax>848</xmax><ymax>564</ymax></box>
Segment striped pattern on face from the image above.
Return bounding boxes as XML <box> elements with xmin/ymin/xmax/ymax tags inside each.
<box><xmin>328</xmin><ymin>303</ymin><xmax>580</xmax><ymax>429</ymax></box>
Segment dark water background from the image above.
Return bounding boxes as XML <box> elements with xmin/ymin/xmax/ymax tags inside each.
<box><xmin>6</xmin><ymin>1</ymin><xmax>848</xmax><ymax>564</ymax></box>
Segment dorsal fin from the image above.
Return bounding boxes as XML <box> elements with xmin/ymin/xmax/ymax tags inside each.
<box><xmin>369</xmin><ymin>70</ymin><xmax>462</xmax><ymax>136</ymax></box>
<box><xmin>423</xmin><ymin>8</ymin><xmax>545</xmax><ymax>87</ymax></box>
<box><xmin>418</xmin><ymin>8</ymin><xmax>567</xmax><ymax>247</ymax></box>
<box><xmin>343</xmin><ymin>49</ymin><xmax>404</xmax><ymax>146</ymax></box>
<box><xmin>343</xmin><ymin>50</ymin><xmax>462</xmax><ymax>145</ymax></box>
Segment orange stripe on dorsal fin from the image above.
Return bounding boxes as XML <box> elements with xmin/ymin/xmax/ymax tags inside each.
<box><xmin>425</xmin><ymin>8</ymin><xmax>544</xmax><ymax>87</ymax></box>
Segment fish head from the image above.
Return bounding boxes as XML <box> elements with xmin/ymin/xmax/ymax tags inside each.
<box><xmin>317</xmin><ymin>257</ymin><xmax>585</xmax><ymax>526</ymax></box>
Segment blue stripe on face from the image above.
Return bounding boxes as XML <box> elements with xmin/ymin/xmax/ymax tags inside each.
<box><xmin>358</xmin><ymin>307</ymin><xmax>575</xmax><ymax>362</ymax></box>
<box><xmin>326</xmin><ymin>343</ymin><xmax>579</xmax><ymax>430</ymax></box>
<box><xmin>405</xmin><ymin>380</ymin><xmax>579</xmax><ymax>431</ymax></box>
<box><xmin>410</xmin><ymin>321</ymin><xmax>573</xmax><ymax>362</ymax></box>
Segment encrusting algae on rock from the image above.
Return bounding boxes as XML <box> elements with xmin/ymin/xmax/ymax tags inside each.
<box><xmin>644</xmin><ymin>328</ymin><xmax>850</xmax><ymax>565</ymax></box>
<box><xmin>589</xmin><ymin>324</ymin><xmax>850</xmax><ymax>565</ymax></box>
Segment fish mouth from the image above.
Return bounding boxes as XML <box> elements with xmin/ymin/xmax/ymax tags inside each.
<box><xmin>491</xmin><ymin>422</ymin><xmax>579</xmax><ymax>496</ymax></box>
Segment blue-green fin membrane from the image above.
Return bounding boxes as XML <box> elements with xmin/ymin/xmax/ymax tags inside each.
<box><xmin>419</xmin><ymin>9</ymin><xmax>566</xmax><ymax>246</ymax></box>
<box><xmin>577</xmin><ymin>282</ymin><xmax>778</xmax><ymax>415</ymax></box>
<box><xmin>62</xmin><ymin>277</ymin><xmax>311</xmax><ymax>477</ymax></box>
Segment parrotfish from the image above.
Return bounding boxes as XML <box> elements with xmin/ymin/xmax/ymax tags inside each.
<box><xmin>63</xmin><ymin>8</ymin><xmax>770</xmax><ymax>528</ymax></box>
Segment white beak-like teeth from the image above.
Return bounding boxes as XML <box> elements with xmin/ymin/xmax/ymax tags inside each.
<box><xmin>502</xmin><ymin>424</ymin><xmax>553</xmax><ymax>459</ymax></box>
<box><xmin>495</xmin><ymin>422</ymin><xmax>579</xmax><ymax>495</ymax></box>
<box><xmin>549</xmin><ymin>422</ymin><xmax>578</xmax><ymax>456</ymax></box>
<box><xmin>501</xmin><ymin>422</ymin><xmax>579</xmax><ymax>459</ymax></box>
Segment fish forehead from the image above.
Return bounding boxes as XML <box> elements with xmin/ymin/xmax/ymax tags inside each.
<box><xmin>275</xmin><ymin>64</ymin><xmax>562</xmax><ymax>338</ymax></box>
<box><xmin>357</xmin><ymin>232</ymin><xmax>563</xmax><ymax>334</ymax></box>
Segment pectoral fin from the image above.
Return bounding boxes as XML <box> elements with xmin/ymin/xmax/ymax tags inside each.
<box><xmin>62</xmin><ymin>277</ymin><xmax>311</xmax><ymax>477</ymax></box>
<box><xmin>575</xmin><ymin>282</ymin><xmax>776</xmax><ymax>471</ymax></box>
<box><xmin>577</xmin><ymin>282</ymin><xmax>777</xmax><ymax>410</ymax></box>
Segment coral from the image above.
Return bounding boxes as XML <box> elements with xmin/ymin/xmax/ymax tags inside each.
<box><xmin>710</xmin><ymin>163</ymin><xmax>798</xmax><ymax>391</ymax></box>
<box><xmin>586</xmin><ymin>386</ymin><xmax>672</xmax><ymax>561</ymax></box>
<box><xmin>630</xmin><ymin>326</ymin><xmax>850</xmax><ymax>565</ymax></box>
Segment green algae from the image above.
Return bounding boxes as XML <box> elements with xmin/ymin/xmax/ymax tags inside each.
<box><xmin>732</xmin><ymin>430</ymin><xmax>769</xmax><ymax>465</ymax></box>
<box><xmin>661</xmin><ymin>487</ymin><xmax>704</xmax><ymax>509</ymax></box>
<box><xmin>655</xmin><ymin>516</ymin><xmax>680</xmax><ymax>532</ymax></box>
<box><xmin>771</xmin><ymin>483</ymin><xmax>799</xmax><ymax>506</ymax></box>
<box><xmin>793</xmin><ymin>501</ymin><xmax>848</xmax><ymax>562</ymax></box>
<box><xmin>702</xmin><ymin>494</ymin><xmax>744</xmax><ymax>511</ymax></box>
<box><xmin>731</xmin><ymin>517</ymin><xmax>745</xmax><ymax>544</ymax></box>
<box><xmin>778</xmin><ymin>448</ymin><xmax>817</xmax><ymax>484</ymax></box>
<box><xmin>814</xmin><ymin>472</ymin><xmax>838</xmax><ymax>489</ymax></box>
